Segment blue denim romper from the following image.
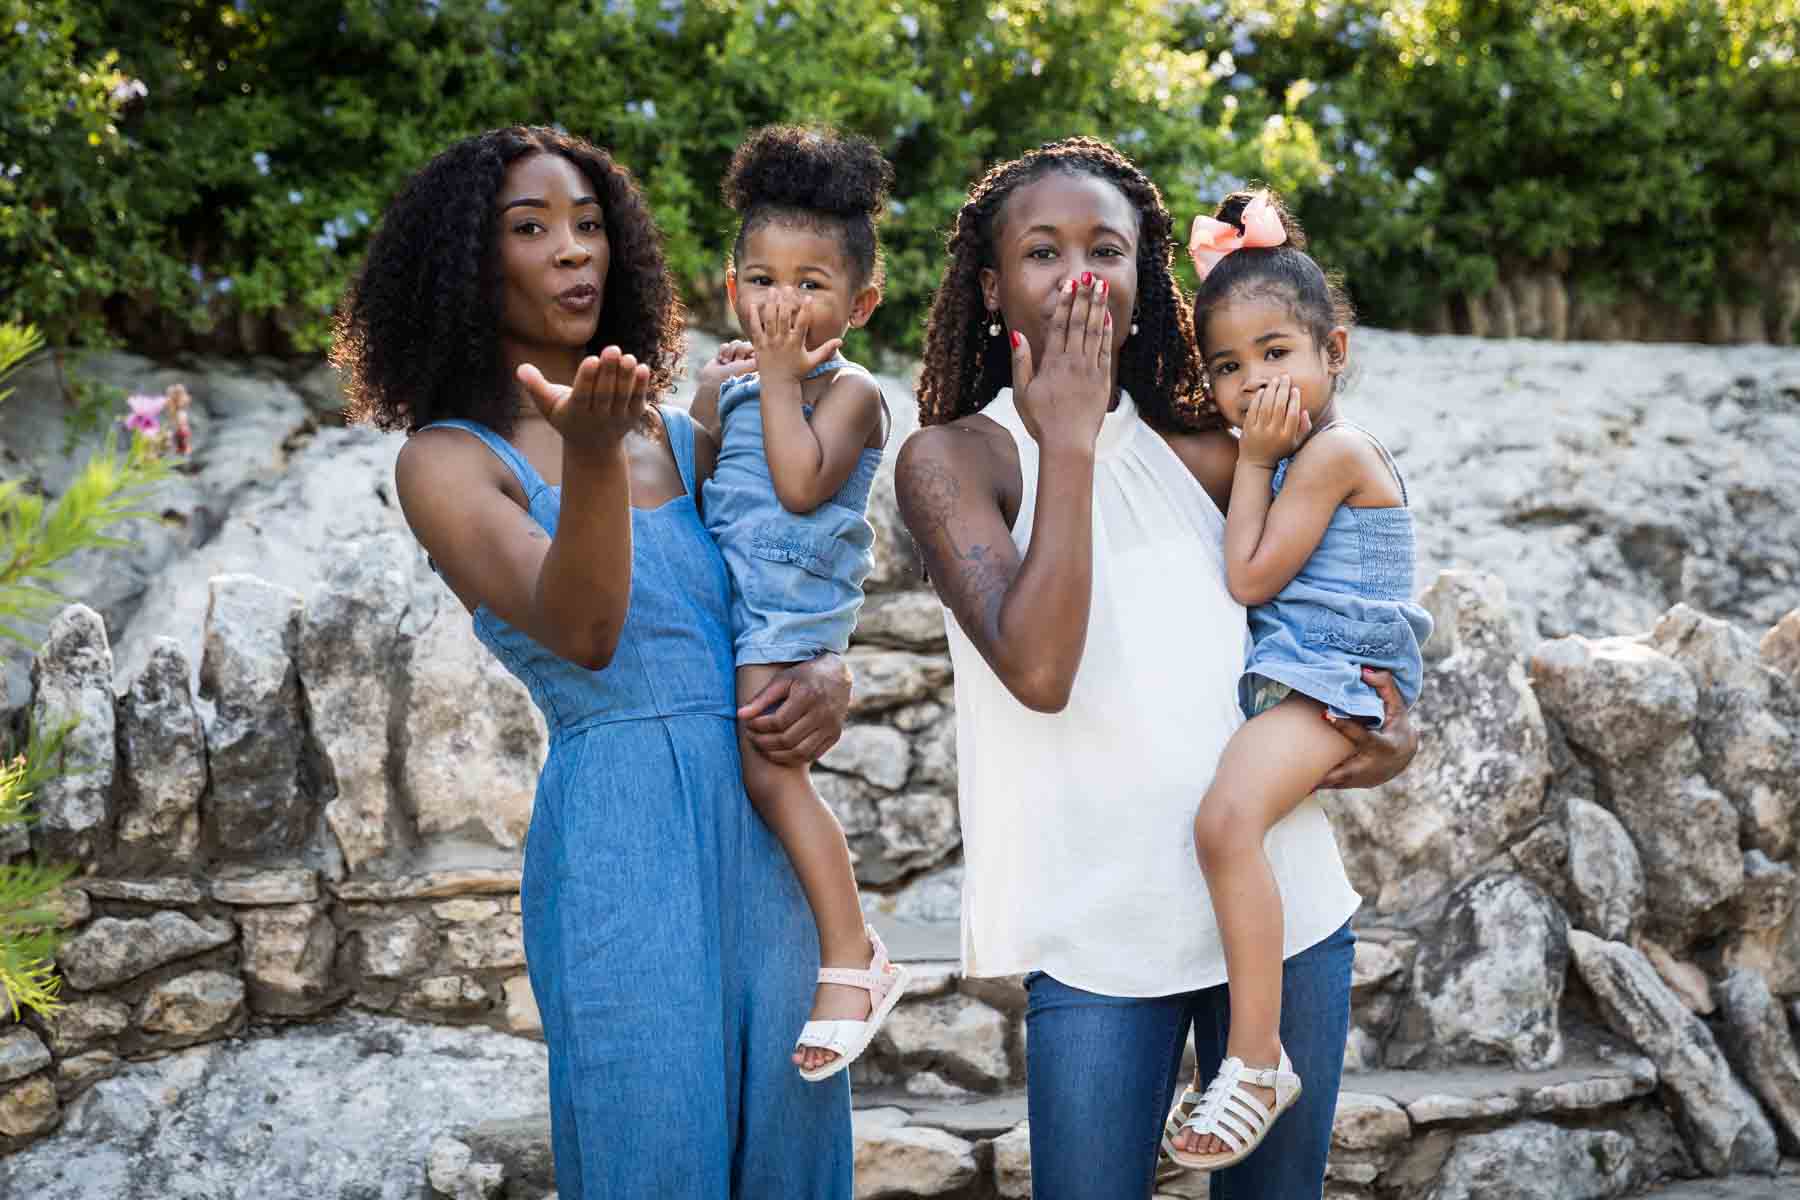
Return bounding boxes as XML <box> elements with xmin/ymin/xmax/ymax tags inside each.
<box><xmin>417</xmin><ymin>411</ymin><xmax>851</xmax><ymax>1199</ymax></box>
<box><xmin>1240</xmin><ymin>422</ymin><xmax>1434</xmax><ymax>726</ymax></box>
<box><xmin>701</xmin><ymin>357</ymin><xmax>881</xmax><ymax>666</ymax></box>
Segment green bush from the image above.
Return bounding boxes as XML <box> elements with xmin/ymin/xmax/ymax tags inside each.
<box><xmin>2</xmin><ymin>0</ymin><xmax>1309</xmax><ymax>358</ymax></box>
<box><xmin>4</xmin><ymin>1</ymin><xmax>1793</xmax><ymax>352</ymax></box>
<box><xmin>1184</xmin><ymin>0</ymin><xmax>1800</xmax><ymax>329</ymax></box>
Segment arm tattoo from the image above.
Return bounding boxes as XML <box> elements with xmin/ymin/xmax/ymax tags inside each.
<box><xmin>897</xmin><ymin>453</ymin><xmax>1010</xmax><ymax>639</ymax></box>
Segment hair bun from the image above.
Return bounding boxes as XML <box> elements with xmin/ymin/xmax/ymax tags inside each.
<box><xmin>722</xmin><ymin>125</ymin><xmax>893</xmax><ymax>219</ymax></box>
<box><xmin>1215</xmin><ymin>189</ymin><xmax>1308</xmax><ymax>252</ymax></box>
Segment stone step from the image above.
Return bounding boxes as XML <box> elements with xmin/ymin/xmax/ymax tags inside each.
<box><xmin>866</xmin><ymin>914</ymin><xmax>960</xmax><ymax>963</ymax></box>
<box><xmin>1633</xmin><ymin>1164</ymin><xmax>1800</xmax><ymax>1199</ymax></box>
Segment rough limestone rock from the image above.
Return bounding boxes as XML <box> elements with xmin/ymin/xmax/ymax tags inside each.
<box><xmin>1716</xmin><ymin>968</ymin><xmax>1800</xmax><ymax>1153</ymax></box>
<box><xmin>1531</xmin><ymin>632</ymin><xmax>1742</xmax><ymax>946</ymax></box>
<box><xmin>864</xmin><ymin>458</ymin><xmax>923</xmax><ymax>594</ymax></box>
<box><xmin>875</xmin><ymin>993</ymin><xmax>1011</xmax><ymax>1088</ymax></box>
<box><xmin>1328</xmin><ymin>572</ymin><xmax>1551</xmax><ymax>912</ymax></box>
<box><xmin>820</xmin><ymin>724</ymin><xmax>913</xmax><ymax>791</ymax></box>
<box><xmin>210</xmin><ymin>868</ymin><xmax>319</xmax><ymax>906</ymax></box>
<box><xmin>436</xmin><ymin>1116</ymin><xmax>557</xmax><ymax>1199</ymax></box>
<box><xmin>1725</xmin><ymin>852</ymin><xmax>1799</xmax><ymax>983</ymax></box>
<box><xmin>299</xmin><ymin>533</ymin><xmax>415</xmax><ymax>870</ymax></box>
<box><xmin>863</xmin><ymin>862</ymin><xmax>964</xmax><ymax>925</ymax></box>
<box><xmin>850</xmin><ymin>1107</ymin><xmax>976</xmax><ymax>1199</ymax></box>
<box><xmin>426</xmin><ymin>1135</ymin><xmax>505</xmax><ymax>1200</ymax></box>
<box><xmin>1422</xmin><ymin>1121</ymin><xmax>1633</xmax><ymax>1200</ymax></box>
<box><xmin>199</xmin><ymin>574</ymin><xmax>312</xmax><ymax>856</ymax></box>
<box><xmin>105</xmin><ymin>419</ymin><xmax>425</xmax><ymax>695</ymax></box>
<box><xmin>1762</xmin><ymin>608</ymin><xmax>1800</xmax><ymax>683</ymax></box>
<box><xmin>237</xmin><ymin>903</ymin><xmax>338</xmax><ymax>1015</ymax></box>
<box><xmin>847</xmin><ymin>648</ymin><xmax>953</xmax><ymax>715</ymax></box>
<box><xmin>446</xmin><ymin>915</ymin><xmax>526</xmax><ymax>971</ymax></box>
<box><xmin>1390</xmin><ymin>873</ymin><xmax>1568</xmax><ymax>1070</ymax></box>
<box><xmin>28</xmin><ymin>605</ymin><xmax>117</xmax><ymax>861</ymax></box>
<box><xmin>1651</xmin><ymin>605</ymin><xmax>1800</xmax><ymax>859</ymax></box>
<box><xmin>863</xmin><ymin>790</ymin><xmax>960</xmax><ymax>885</ymax></box>
<box><xmin>112</xmin><ymin>637</ymin><xmax>206</xmax><ymax>867</ymax></box>
<box><xmin>56</xmin><ymin>912</ymin><xmax>234</xmax><ymax>991</ymax></box>
<box><xmin>0</xmin><ymin>1013</ymin><xmax>549</xmax><ymax>1198</ymax></box>
<box><xmin>0</xmin><ymin>1075</ymin><xmax>59</xmax><ymax>1138</ymax></box>
<box><xmin>401</xmin><ymin>597</ymin><xmax>546</xmax><ymax>851</ymax></box>
<box><xmin>991</xmin><ymin>1120</ymin><xmax>1031</xmax><ymax>1199</ymax></box>
<box><xmin>134</xmin><ymin>970</ymin><xmax>246</xmax><ymax>1043</ymax></box>
<box><xmin>0</xmin><ymin>1030</ymin><xmax>52</xmax><ymax>1085</ymax></box>
<box><xmin>1328</xmin><ymin>1092</ymin><xmax>1412</xmax><ymax>1186</ymax></box>
<box><xmin>1567</xmin><ymin>930</ymin><xmax>1777</xmax><ymax>1174</ymax></box>
<box><xmin>853</xmin><ymin>590</ymin><xmax>947</xmax><ymax>651</ymax></box>
<box><xmin>1565</xmin><ymin>796</ymin><xmax>1646</xmax><ymax>941</ymax></box>
<box><xmin>503</xmin><ymin>976</ymin><xmax>542</xmax><ymax>1036</ymax></box>
<box><xmin>39</xmin><ymin>997</ymin><xmax>131</xmax><ymax>1057</ymax></box>
<box><xmin>55</xmin><ymin>1051</ymin><xmax>121</xmax><ymax>1097</ymax></box>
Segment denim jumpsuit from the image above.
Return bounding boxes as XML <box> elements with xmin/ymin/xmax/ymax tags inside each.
<box><xmin>419</xmin><ymin>411</ymin><xmax>852</xmax><ymax>1199</ymax></box>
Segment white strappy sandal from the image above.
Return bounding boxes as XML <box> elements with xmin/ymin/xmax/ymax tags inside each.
<box><xmin>1157</xmin><ymin>1083</ymin><xmax>1206</xmax><ymax>1170</ymax></box>
<box><xmin>793</xmin><ymin>924</ymin><xmax>911</xmax><ymax>1083</ymax></box>
<box><xmin>1162</xmin><ymin>1049</ymin><xmax>1303</xmax><ymax>1172</ymax></box>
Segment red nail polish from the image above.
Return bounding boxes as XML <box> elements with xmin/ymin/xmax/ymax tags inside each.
<box><xmin>1081</xmin><ymin>272</ymin><xmax>1093</xmax><ymax>287</ymax></box>
<box><xmin>1009</xmin><ymin>330</ymin><xmax>1021</xmax><ymax>349</ymax></box>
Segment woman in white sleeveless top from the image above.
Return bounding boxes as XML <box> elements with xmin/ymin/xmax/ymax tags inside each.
<box><xmin>895</xmin><ymin>139</ymin><xmax>1417</xmax><ymax>1199</ymax></box>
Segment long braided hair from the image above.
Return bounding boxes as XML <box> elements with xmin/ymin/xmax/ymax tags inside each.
<box><xmin>916</xmin><ymin>137</ymin><xmax>1214</xmax><ymax>432</ymax></box>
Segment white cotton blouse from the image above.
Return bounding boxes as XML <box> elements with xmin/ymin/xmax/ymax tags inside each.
<box><xmin>942</xmin><ymin>388</ymin><xmax>1362</xmax><ymax>997</ymax></box>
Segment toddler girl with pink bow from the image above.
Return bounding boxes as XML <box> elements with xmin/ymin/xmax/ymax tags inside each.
<box><xmin>1162</xmin><ymin>190</ymin><xmax>1432</xmax><ymax>1173</ymax></box>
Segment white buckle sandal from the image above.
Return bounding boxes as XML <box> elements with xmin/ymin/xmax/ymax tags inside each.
<box><xmin>793</xmin><ymin>924</ymin><xmax>912</xmax><ymax>1083</ymax></box>
<box><xmin>1163</xmin><ymin>1049</ymin><xmax>1302</xmax><ymax>1172</ymax></box>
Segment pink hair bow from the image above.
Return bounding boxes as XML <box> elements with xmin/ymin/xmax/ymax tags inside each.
<box><xmin>1188</xmin><ymin>191</ymin><xmax>1287</xmax><ymax>280</ymax></box>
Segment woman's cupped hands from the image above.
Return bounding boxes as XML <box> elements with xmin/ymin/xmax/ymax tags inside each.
<box><xmin>1010</xmin><ymin>274</ymin><xmax>1114</xmax><ymax>456</ymax></box>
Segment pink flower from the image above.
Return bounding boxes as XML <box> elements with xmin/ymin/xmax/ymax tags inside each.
<box><xmin>124</xmin><ymin>392</ymin><xmax>166</xmax><ymax>437</ymax></box>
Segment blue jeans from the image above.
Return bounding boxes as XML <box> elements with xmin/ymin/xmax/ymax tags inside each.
<box><xmin>1023</xmin><ymin>920</ymin><xmax>1355</xmax><ymax>1200</ymax></box>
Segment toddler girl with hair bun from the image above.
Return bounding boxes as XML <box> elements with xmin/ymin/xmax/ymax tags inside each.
<box><xmin>691</xmin><ymin>124</ymin><xmax>910</xmax><ymax>1084</ymax></box>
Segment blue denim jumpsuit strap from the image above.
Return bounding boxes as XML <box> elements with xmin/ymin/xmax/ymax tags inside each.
<box><xmin>411</xmin><ymin>413</ymin><xmax>851</xmax><ymax>1199</ymax></box>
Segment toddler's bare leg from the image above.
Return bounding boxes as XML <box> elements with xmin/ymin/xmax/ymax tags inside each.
<box><xmin>1177</xmin><ymin>693</ymin><xmax>1352</xmax><ymax>1156</ymax></box>
<box><xmin>737</xmin><ymin>663</ymin><xmax>872</xmax><ymax>1074</ymax></box>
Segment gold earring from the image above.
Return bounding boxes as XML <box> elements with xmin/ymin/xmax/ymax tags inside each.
<box><xmin>987</xmin><ymin>310</ymin><xmax>1003</xmax><ymax>337</ymax></box>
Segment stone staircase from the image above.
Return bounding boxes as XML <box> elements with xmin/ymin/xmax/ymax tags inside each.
<box><xmin>424</xmin><ymin>914</ymin><xmax>1800</xmax><ymax>1199</ymax></box>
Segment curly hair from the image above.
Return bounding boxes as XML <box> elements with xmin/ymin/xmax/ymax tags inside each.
<box><xmin>1191</xmin><ymin>189</ymin><xmax>1355</xmax><ymax>364</ymax></box>
<box><xmin>915</xmin><ymin>136</ymin><xmax>1212</xmax><ymax>433</ymax></box>
<box><xmin>335</xmin><ymin>125</ymin><xmax>684</xmax><ymax>437</ymax></box>
<box><xmin>723</xmin><ymin>124</ymin><xmax>893</xmax><ymax>291</ymax></box>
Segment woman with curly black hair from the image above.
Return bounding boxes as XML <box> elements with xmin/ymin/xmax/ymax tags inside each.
<box><xmin>336</xmin><ymin>125</ymin><xmax>853</xmax><ymax>1198</ymax></box>
<box><xmin>896</xmin><ymin>137</ymin><xmax>1417</xmax><ymax>1199</ymax></box>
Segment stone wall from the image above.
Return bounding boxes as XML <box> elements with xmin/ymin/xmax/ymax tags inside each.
<box><xmin>2</xmin><ymin>337</ymin><xmax>1799</xmax><ymax>1194</ymax></box>
<box><xmin>5</xmin><ymin>551</ymin><xmax>1799</xmax><ymax>1199</ymax></box>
